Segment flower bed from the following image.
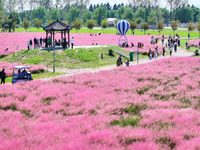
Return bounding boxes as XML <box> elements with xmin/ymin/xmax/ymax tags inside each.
<box><xmin>0</xmin><ymin>57</ymin><xmax>200</xmax><ymax>149</ymax></box>
<box><xmin>0</xmin><ymin>62</ymin><xmax>45</xmax><ymax>76</ymax></box>
<box><xmin>0</xmin><ymin>33</ymin><xmax>164</xmax><ymax>56</ymax></box>
<box><xmin>188</xmin><ymin>39</ymin><xmax>200</xmax><ymax>47</ymax></box>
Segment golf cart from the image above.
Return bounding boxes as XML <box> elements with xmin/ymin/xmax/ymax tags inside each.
<box><xmin>12</xmin><ymin>66</ymin><xmax>33</xmax><ymax>84</ymax></box>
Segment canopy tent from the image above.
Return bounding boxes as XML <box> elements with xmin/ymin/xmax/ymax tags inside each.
<box><xmin>13</xmin><ymin>66</ymin><xmax>30</xmax><ymax>69</ymax></box>
<box><xmin>43</xmin><ymin>19</ymin><xmax>73</xmax><ymax>47</ymax></box>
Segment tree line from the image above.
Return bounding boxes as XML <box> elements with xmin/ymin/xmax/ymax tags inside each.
<box><xmin>0</xmin><ymin>0</ymin><xmax>200</xmax><ymax>32</ymax></box>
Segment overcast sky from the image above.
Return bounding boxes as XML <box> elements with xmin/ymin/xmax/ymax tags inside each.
<box><xmin>89</xmin><ymin>0</ymin><xmax>200</xmax><ymax>8</ymax></box>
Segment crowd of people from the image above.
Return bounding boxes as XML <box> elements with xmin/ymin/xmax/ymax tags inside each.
<box><xmin>27</xmin><ymin>36</ymin><xmax>75</xmax><ymax>50</ymax></box>
<box><xmin>116</xmin><ymin>55</ymin><xmax>129</xmax><ymax>67</ymax></box>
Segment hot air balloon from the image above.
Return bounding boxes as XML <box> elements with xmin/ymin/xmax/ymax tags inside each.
<box><xmin>117</xmin><ymin>20</ymin><xmax>130</xmax><ymax>46</ymax></box>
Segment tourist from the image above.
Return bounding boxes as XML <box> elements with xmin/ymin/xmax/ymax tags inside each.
<box><xmin>195</xmin><ymin>49</ymin><xmax>199</xmax><ymax>56</ymax></box>
<box><xmin>174</xmin><ymin>42</ymin><xmax>178</xmax><ymax>52</ymax></box>
<box><xmin>34</xmin><ymin>37</ymin><xmax>36</xmax><ymax>49</ymax></box>
<box><xmin>148</xmin><ymin>49</ymin><xmax>152</xmax><ymax>60</ymax></box>
<box><xmin>71</xmin><ymin>37</ymin><xmax>74</xmax><ymax>49</ymax></box>
<box><xmin>30</xmin><ymin>39</ymin><xmax>33</xmax><ymax>49</ymax></box>
<box><xmin>0</xmin><ymin>69</ymin><xmax>6</xmax><ymax>84</ymax></box>
<box><xmin>22</xmin><ymin>69</ymin><xmax>28</xmax><ymax>78</ymax></box>
<box><xmin>116</xmin><ymin>57</ymin><xmax>121</xmax><ymax>67</ymax></box>
<box><xmin>27</xmin><ymin>40</ymin><xmax>30</xmax><ymax>50</ymax></box>
<box><xmin>169</xmin><ymin>46</ymin><xmax>173</xmax><ymax>56</ymax></box>
<box><xmin>48</xmin><ymin>36</ymin><xmax>52</xmax><ymax>47</ymax></box>
<box><xmin>161</xmin><ymin>38</ymin><xmax>164</xmax><ymax>46</ymax></box>
<box><xmin>162</xmin><ymin>47</ymin><xmax>165</xmax><ymax>57</ymax></box>
<box><xmin>188</xmin><ymin>33</ymin><xmax>190</xmax><ymax>39</ymax></box>
<box><xmin>124</xmin><ymin>60</ymin><xmax>129</xmax><ymax>66</ymax></box>
<box><xmin>155</xmin><ymin>46</ymin><xmax>159</xmax><ymax>58</ymax></box>
<box><xmin>120</xmin><ymin>55</ymin><xmax>123</xmax><ymax>65</ymax></box>
<box><xmin>40</xmin><ymin>37</ymin><xmax>43</xmax><ymax>47</ymax></box>
<box><xmin>199</xmin><ymin>41</ymin><xmax>200</xmax><ymax>48</ymax></box>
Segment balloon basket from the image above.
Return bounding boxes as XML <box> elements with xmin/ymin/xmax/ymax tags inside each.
<box><xmin>118</xmin><ymin>35</ymin><xmax>128</xmax><ymax>47</ymax></box>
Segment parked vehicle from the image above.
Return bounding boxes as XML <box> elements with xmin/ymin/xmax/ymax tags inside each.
<box><xmin>12</xmin><ymin>66</ymin><xmax>33</xmax><ymax>84</ymax></box>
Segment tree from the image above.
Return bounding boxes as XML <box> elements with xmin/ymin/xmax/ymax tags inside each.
<box><xmin>82</xmin><ymin>9</ymin><xmax>92</xmax><ymax>24</ymax></box>
<box><xmin>101</xmin><ymin>19</ymin><xmax>107</xmax><ymax>33</ymax></box>
<box><xmin>49</xmin><ymin>8</ymin><xmax>60</xmax><ymax>21</ymax></box>
<box><xmin>187</xmin><ymin>23</ymin><xmax>195</xmax><ymax>37</ymax></box>
<box><xmin>67</xmin><ymin>7</ymin><xmax>80</xmax><ymax>24</ymax></box>
<box><xmin>170</xmin><ymin>21</ymin><xmax>178</xmax><ymax>36</ymax></box>
<box><xmin>196</xmin><ymin>22</ymin><xmax>200</xmax><ymax>39</ymax></box>
<box><xmin>94</xmin><ymin>6</ymin><xmax>107</xmax><ymax>26</ymax></box>
<box><xmin>135</xmin><ymin>8</ymin><xmax>146</xmax><ymax>21</ymax></box>
<box><xmin>23</xmin><ymin>18</ymin><xmax>30</xmax><ymax>32</ymax></box>
<box><xmin>157</xmin><ymin>21</ymin><xmax>163</xmax><ymax>35</ymax></box>
<box><xmin>89</xmin><ymin>4</ymin><xmax>93</xmax><ymax>12</ymax></box>
<box><xmin>122</xmin><ymin>8</ymin><xmax>134</xmax><ymax>20</ymax></box>
<box><xmin>72</xmin><ymin>19</ymin><xmax>82</xmax><ymax>33</ymax></box>
<box><xmin>117</xmin><ymin>6</ymin><xmax>125</xmax><ymax>19</ymax></box>
<box><xmin>31</xmin><ymin>7</ymin><xmax>48</xmax><ymax>24</ymax></box>
<box><xmin>129</xmin><ymin>21</ymin><xmax>137</xmax><ymax>34</ymax></box>
<box><xmin>8</xmin><ymin>11</ymin><xmax>20</xmax><ymax>32</ymax></box>
<box><xmin>37</xmin><ymin>0</ymin><xmax>53</xmax><ymax>11</ymax></box>
<box><xmin>177</xmin><ymin>7</ymin><xmax>193</xmax><ymax>23</ymax></box>
<box><xmin>33</xmin><ymin>18</ymin><xmax>42</xmax><ymax>32</ymax></box>
<box><xmin>86</xmin><ymin>19</ymin><xmax>95</xmax><ymax>33</ymax></box>
<box><xmin>141</xmin><ymin>22</ymin><xmax>149</xmax><ymax>35</ymax></box>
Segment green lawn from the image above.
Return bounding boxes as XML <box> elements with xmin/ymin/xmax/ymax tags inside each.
<box><xmin>11</xmin><ymin>27</ymin><xmax>200</xmax><ymax>38</ymax></box>
<box><xmin>0</xmin><ymin>46</ymin><xmax>130</xmax><ymax>69</ymax></box>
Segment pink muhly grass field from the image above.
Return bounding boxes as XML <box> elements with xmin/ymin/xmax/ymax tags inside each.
<box><xmin>1</xmin><ymin>57</ymin><xmax>200</xmax><ymax>149</ymax></box>
<box><xmin>188</xmin><ymin>39</ymin><xmax>200</xmax><ymax>47</ymax></box>
<box><xmin>0</xmin><ymin>33</ymin><xmax>163</xmax><ymax>56</ymax></box>
<box><xmin>0</xmin><ymin>62</ymin><xmax>45</xmax><ymax>76</ymax></box>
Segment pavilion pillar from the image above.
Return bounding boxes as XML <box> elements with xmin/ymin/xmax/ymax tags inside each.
<box><xmin>53</xmin><ymin>31</ymin><xmax>55</xmax><ymax>47</ymax></box>
<box><xmin>68</xmin><ymin>30</ymin><xmax>70</xmax><ymax>47</ymax></box>
<box><xmin>50</xmin><ymin>31</ymin><xmax>53</xmax><ymax>47</ymax></box>
<box><xmin>45</xmin><ymin>32</ymin><xmax>48</xmax><ymax>47</ymax></box>
<box><xmin>61</xmin><ymin>31</ymin><xmax>63</xmax><ymax>41</ymax></box>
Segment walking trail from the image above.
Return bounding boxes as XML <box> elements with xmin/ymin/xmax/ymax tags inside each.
<box><xmin>44</xmin><ymin>41</ymin><xmax>194</xmax><ymax>80</ymax></box>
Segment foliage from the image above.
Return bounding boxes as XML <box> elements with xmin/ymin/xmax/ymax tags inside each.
<box><xmin>129</xmin><ymin>21</ymin><xmax>137</xmax><ymax>33</ymax></box>
<box><xmin>1</xmin><ymin>57</ymin><xmax>200</xmax><ymax>149</ymax></box>
<box><xmin>31</xmin><ymin>7</ymin><xmax>48</xmax><ymax>24</ymax></box>
<box><xmin>67</xmin><ymin>7</ymin><xmax>80</xmax><ymax>24</ymax></box>
<box><xmin>122</xmin><ymin>7</ymin><xmax>134</xmax><ymax>20</ymax></box>
<box><xmin>7</xmin><ymin>11</ymin><xmax>21</xmax><ymax>32</ymax></box>
<box><xmin>170</xmin><ymin>20</ymin><xmax>178</xmax><ymax>35</ymax></box>
<box><xmin>197</xmin><ymin>22</ymin><xmax>200</xmax><ymax>38</ymax></box>
<box><xmin>86</xmin><ymin>19</ymin><xmax>95</xmax><ymax>33</ymax></box>
<box><xmin>141</xmin><ymin>22</ymin><xmax>149</xmax><ymax>35</ymax></box>
<box><xmin>72</xmin><ymin>19</ymin><xmax>82</xmax><ymax>33</ymax></box>
<box><xmin>47</xmin><ymin>20</ymin><xmax>53</xmax><ymax>25</ymax></box>
<box><xmin>187</xmin><ymin>22</ymin><xmax>195</xmax><ymax>33</ymax></box>
<box><xmin>22</xmin><ymin>18</ymin><xmax>30</xmax><ymax>31</ymax></box>
<box><xmin>94</xmin><ymin>6</ymin><xmax>107</xmax><ymax>26</ymax></box>
<box><xmin>102</xmin><ymin>19</ymin><xmax>107</xmax><ymax>30</ymax></box>
<box><xmin>33</xmin><ymin>19</ymin><xmax>42</xmax><ymax>32</ymax></box>
<box><xmin>48</xmin><ymin>8</ymin><xmax>60</xmax><ymax>21</ymax></box>
<box><xmin>157</xmin><ymin>21</ymin><xmax>164</xmax><ymax>35</ymax></box>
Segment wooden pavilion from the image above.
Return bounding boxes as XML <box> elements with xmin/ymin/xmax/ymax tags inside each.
<box><xmin>43</xmin><ymin>19</ymin><xmax>73</xmax><ymax>47</ymax></box>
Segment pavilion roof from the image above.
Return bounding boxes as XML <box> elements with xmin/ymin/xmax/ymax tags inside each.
<box><xmin>43</xmin><ymin>19</ymin><xmax>73</xmax><ymax>31</ymax></box>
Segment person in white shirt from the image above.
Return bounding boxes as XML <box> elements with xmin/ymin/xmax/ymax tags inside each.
<box><xmin>71</xmin><ymin>37</ymin><xmax>74</xmax><ymax>49</ymax></box>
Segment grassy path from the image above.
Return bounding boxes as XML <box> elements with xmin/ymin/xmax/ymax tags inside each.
<box><xmin>42</xmin><ymin>43</ymin><xmax>193</xmax><ymax>80</ymax></box>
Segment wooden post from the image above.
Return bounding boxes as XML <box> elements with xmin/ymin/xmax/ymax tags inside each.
<box><xmin>46</xmin><ymin>32</ymin><xmax>48</xmax><ymax>47</ymax></box>
<box><xmin>53</xmin><ymin>31</ymin><xmax>55</xmax><ymax>47</ymax></box>
<box><xmin>68</xmin><ymin>30</ymin><xmax>70</xmax><ymax>47</ymax></box>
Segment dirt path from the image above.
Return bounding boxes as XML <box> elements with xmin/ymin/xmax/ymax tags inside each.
<box><xmin>44</xmin><ymin>43</ymin><xmax>194</xmax><ymax>80</ymax></box>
